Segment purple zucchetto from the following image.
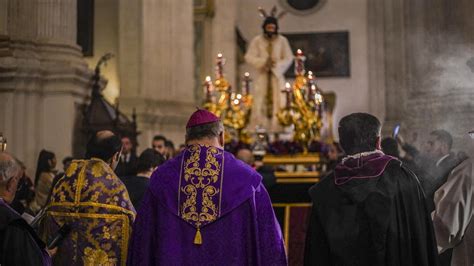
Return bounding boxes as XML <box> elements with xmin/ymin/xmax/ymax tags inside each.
<box><xmin>186</xmin><ymin>108</ymin><xmax>220</xmax><ymax>128</ymax></box>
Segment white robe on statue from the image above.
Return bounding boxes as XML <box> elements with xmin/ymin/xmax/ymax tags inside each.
<box><xmin>432</xmin><ymin>157</ymin><xmax>474</xmax><ymax>266</ymax></box>
<box><xmin>245</xmin><ymin>34</ymin><xmax>293</xmax><ymax>132</ymax></box>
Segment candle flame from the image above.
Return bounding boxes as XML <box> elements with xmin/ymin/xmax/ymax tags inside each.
<box><xmin>205</xmin><ymin>76</ymin><xmax>211</xmax><ymax>82</ymax></box>
<box><xmin>244</xmin><ymin>72</ymin><xmax>250</xmax><ymax>77</ymax></box>
<box><xmin>233</xmin><ymin>99</ymin><xmax>240</xmax><ymax>105</ymax></box>
<box><xmin>285</xmin><ymin>82</ymin><xmax>291</xmax><ymax>89</ymax></box>
<box><xmin>236</xmin><ymin>94</ymin><xmax>242</xmax><ymax>99</ymax></box>
<box><xmin>217</xmin><ymin>53</ymin><xmax>223</xmax><ymax>58</ymax></box>
<box><xmin>296</xmin><ymin>49</ymin><xmax>303</xmax><ymax>55</ymax></box>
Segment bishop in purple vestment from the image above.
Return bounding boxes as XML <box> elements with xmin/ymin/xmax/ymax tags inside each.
<box><xmin>127</xmin><ymin>109</ymin><xmax>287</xmax><ymax>266</ymax></box>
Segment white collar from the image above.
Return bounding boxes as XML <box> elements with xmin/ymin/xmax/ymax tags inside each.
<box><xmin>342</xmin><ymin>150</ymin><xmax>384</xmax><ymax>164</ymax></box>
<box><xmin>436</xmin><ymin>153</ymin><xmax>450</xmax><ymax>167</ymax></box>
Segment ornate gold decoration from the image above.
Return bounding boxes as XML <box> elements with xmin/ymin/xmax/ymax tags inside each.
<box><xmin>179</xmin><ymin>145</ymin><xmax>224</xmax><ymax>245</ymax></box>
<box><xmin>277</xmin><ymin>49</ymin><xmax>325</xmax><ymax>152</ymax></box>
<box><xmin>202</xmin><ymin>54</ymin><xmax>253</xmax><ymax>144</ymax></box>
<box><xmin>46</xmin><ymin>158</ymin><xmax>135</xmax><ymax>266</ymax></box>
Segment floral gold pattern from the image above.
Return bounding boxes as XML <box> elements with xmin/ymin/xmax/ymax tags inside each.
<box><xmin>42</xmin><ymin>158</ymin><xmax>135</xmax><ymax>266</ymax></box>
<box><xmin>178</xmin><ymin>145</ymin><xmax>224</xmax><ymax>244</ymax></box>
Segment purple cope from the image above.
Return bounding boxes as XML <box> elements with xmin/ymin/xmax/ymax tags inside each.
<box><xmin>127</xmin><ymin>144</ymin><xmax>287</xmax><ymax>266</ymax></box>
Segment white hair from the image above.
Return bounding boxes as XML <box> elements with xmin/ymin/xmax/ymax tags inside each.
<box><xmin>0</xmin><ymin>152</ymin><xmax>20</xmax><ymax>183</ymax></box>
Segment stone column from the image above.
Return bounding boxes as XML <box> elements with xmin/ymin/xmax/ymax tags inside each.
<box><xmin>211</xmin><ymin>0</ymin><xmax>237</xmax><ymax>90</ymax></box>
<box><xmin>119</xmin><ymin>0</ymin><xmax>195</xmax><ymax>149</ymax></box>
<box><xmin>0</xmin><ymin>0</ymin><xmax>91</xmax><ymax>172</ymax></box>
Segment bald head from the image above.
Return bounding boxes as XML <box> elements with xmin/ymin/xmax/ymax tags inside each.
<box><xmin>97</xmin><ymin>130</ymin><xmax>115</xmax><ymax>140</ymax></box>
<box><xmin>86</xmin><ymin>130</ymin><xmax>122</xmax><ymax>162</ymax></box>
<box><xmin>236</xmin><ymin>149</ymin><xmax>255</xmax><ymax>166</ymax></box>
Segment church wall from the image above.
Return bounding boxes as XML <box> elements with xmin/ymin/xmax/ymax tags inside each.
<box><xmin>118</xmin><ymin>0</ymin><xmax>196</xmax><ymax>151</ymax></box>
<box><xmin>237</xmin><ymin>0</ymin><xmax>371</xmax><ymax>139</ymax></box>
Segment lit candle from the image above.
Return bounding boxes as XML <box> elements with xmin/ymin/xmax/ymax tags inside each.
<box><xmin>242</xmin><ymin>72</ymin><xmax>252</xmax><ymax>95</ymax></box>
<box><xmin>216</xmin><ymin>53</ymin><xmax>225</xmax><ymax>79</ymax></box>
<box><xmin>282</xmin><ymin>82</ymin><xmax>292</xmax><ymax>108</ymax></box>
<box><xmin>294</xmin><ymin>49</ymin><xmax>306</xmax><ymax>76</ymax></box>
<box><xmin>203</xmin><ymin>76</ymin><xmax>213</xmax><ymax>101</ymax></box>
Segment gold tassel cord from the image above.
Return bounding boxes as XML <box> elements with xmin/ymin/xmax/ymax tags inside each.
<box><xmin>266</xmin><ymin>40</ymin><xmax>274</xmax><ymax>119</ymax></box>
<box><xmin>194</xmin><ymin>228</ymin><xmax>202</xmax><ymax>245</ymax></box>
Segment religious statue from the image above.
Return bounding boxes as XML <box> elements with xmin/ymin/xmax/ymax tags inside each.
<box><xmin>245</xmin><ymin>6</ymin><xmax>294</xmax><ymax>131</ymax></box>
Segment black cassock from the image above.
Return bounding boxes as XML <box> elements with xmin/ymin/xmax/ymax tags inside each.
<box><xmin>304</xmin><ymin>158</ymin><xmax>439</xmax><ymax>266</ymax></box>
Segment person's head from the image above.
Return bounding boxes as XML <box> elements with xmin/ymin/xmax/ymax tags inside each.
<box><xmin>236</xmin><ymin>148</ymin><xmax>255</xmax><ymax>166</ymax></box>
<box><xmin>185</xmin><ymin>109</ymin><xmax>224</xmax><ymax>147</ymax></box>
<box><xmin>425</xmin><ymin>129</ymin><xmax>453</xmax><ymax>159</ymax></box>
<box><xmin>136</xmin><ymin>148</ymin><xmax>165</xmax><ymax>177</ymax></box>
<box><xmin>381</xmin><ymin>137</ymin><xmax>400</xmax><ymax>158</ymax></box>
<box><xmin>327</xmin><ymin>142</ymin><xmax>340</xmax><ymax>161</ymax></box>
<box><xmin>62</xmin><ymin>156</ymin><xmax>73</xmax><ymax>172</ymax></box>
<box><xmin>121</xmin><ymin>136</ymin><xmax>133</xmax><ymax>155</ymax></box>
<box><xmin>152</xmin><ymin>135</ymin><xmax>167</xmax><ymax>156</ymax></box>
<box><xmin>34</xmin><ymin>149</ymin><xmax>56</xmax><ymax>186</ymax></box>
<box><xmin>0</xmin><ymin>152</ymin><xmax>21</xmax><ymax>203</ymax></box>
<box><xmin>262</xmin><ymin>16</ymin><xmax>278</xmax><ymax>38</ymax></box>
<box><xmin>86</xmin><ymin>130</ymin><xmax>122</xmax><ymax>170</ymax></box>
<box><xmin>164</xmin><ymin>140</ymin><xmax>175</xmax><ymax>158</ymax></box>
<box><xmin>338</xmin><ymin>113</ymin><xmax>382</xmax><ymax>155</ymax></box>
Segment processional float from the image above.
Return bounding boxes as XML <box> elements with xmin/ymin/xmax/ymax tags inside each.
<box><xmin>201</xmin><ymin>49</ymin><xmax>334</xmax><ymax>265</ymax></box>
<box><xmin>201</xmin><ymin>50</ymin><xmax>328</xmax><ymax>151</ymax></box>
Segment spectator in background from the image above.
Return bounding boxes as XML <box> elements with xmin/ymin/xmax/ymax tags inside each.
<box><xmin>420</xmin><ymin>130</ymin><xmax>460</xmax><ymax>212</ymax></box>
<box><xmin>152</xmin><ymin>135</ymin><xmax>167</xmax><ymax>157</ymax></box>
<box><xmin>115</xmin><ymin>136</ymin><xmax>137</xmax><ymax>177</ymax></box>
<box><xmin>10</xmin><ymin>159</ymin><xmax>35</xmax><ymax>217</ymax></box>
<box><xmin>0</xmin><ymin>152</ymin><xmax>53</xmax><ymax>265</ymax></box>
<box><xmin>236</xmin><ymin>148</ymin><xmax>276</xmax><ymax>189</ymax></box>
<box><xmin>120</xmin><ymin>148</ymin><xmax>165</xmax><ymax>210</ymax></box>
<box><xmin>382</xmin><ymin>137</ymin><xmax>426</xmax><ymax>179</ymax></box>
<box><xmin>164</xmin><ymin>139</ymin><xmax>176</xmax><ymax>159</ymax></box>
<box><xmin>30</xmin><ymin>149</ymin><xmax>56</xmax><ymax>214</ymax></box>
<box><xmin>325</xmin><ymin>142</ymin><xmax>342</xmax><ymax>172</ymax></box>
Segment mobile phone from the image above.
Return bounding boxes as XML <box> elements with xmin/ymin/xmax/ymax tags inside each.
<box><xmin>392</xmin><ymin>124</ymin><xmax>400</xmax><ymax>138</ymax></box>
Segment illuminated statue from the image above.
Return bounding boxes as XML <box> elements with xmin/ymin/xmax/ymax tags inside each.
<box><xmin>245</xmin><ymin>6</ymin><xmax>293</xmax><ymax>131</ymax></box>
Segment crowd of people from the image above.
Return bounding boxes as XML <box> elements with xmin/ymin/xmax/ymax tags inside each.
<box><xmin>0</xmin><ymin>110</ymin><xmax>472</xmax><ymax>265</ymax></box>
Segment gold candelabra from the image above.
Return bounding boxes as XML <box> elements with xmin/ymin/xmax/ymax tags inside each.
<box><xmin>277</xmin><ymin>49</ymin><xmax>325</xmax><ymax>152</ymax></box>
<box><xmin>202</xmin><ymin>53</ymin><xmax>253</xmax><ymax>143</ymax></box>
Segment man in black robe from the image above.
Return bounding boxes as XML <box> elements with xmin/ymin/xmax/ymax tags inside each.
<box><xmin>115</xmin><ymin>135</ymin><xmax>138</xmax><ymax>177</ymax></box>
<box><xmin>304</xmin><ymin>113</ymin><xmax>439</xmax><ymax>266</ymax></box>
<box><xmin>120</xmin><ymin>148</ymin><xmax>164</xmax><ymax>210</ymax></box>
<box><xmin>0</xmin><ymin>152</ymin><xmax>52</xmax><ymax>265</ymax></box>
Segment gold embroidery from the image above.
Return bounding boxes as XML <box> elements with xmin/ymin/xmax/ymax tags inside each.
<box><xmin>66</xmin><ymin>162</ymin><xmax>78</xmax><ymax>177</ymax></box>
<box><xmin>83</xmin><ymin>247</ymin><xmax>114</xmax><ymax>266</ymax></box>
<box><xmin>46</xmin><ymin>158</ymin><xmax>135</xmax><ymax>266</ymax></box>
<box><xmin>48</xmin><ymin>211</ymin><xmax>130</xmax><ymax>266</ymax></box>
<box><xmin>179</xmin><ymin>145</ymin><xmax>224</xmax><ymax>244</ymax></box>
